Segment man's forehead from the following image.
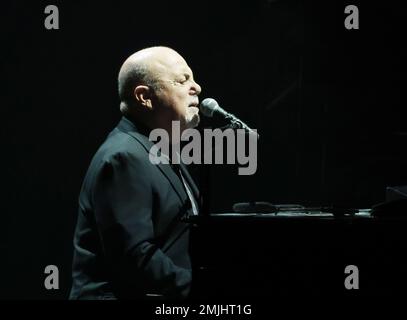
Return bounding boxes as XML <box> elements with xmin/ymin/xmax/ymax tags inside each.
<box><xmin>154</xmin><ymin>58</ymin><xmax>192</xmax><ymax>76</ymax></box>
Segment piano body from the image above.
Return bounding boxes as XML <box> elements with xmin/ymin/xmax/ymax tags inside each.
<box><xmin>188</xmin><ymin>210</ymin><xmax>407</xmax><ymax>297</ymax></box>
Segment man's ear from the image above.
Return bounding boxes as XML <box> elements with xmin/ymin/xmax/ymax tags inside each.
<box><xmin>134</xmin><ymin>85</ymin><xmax>153</xmax><ymax>109</ymax></box>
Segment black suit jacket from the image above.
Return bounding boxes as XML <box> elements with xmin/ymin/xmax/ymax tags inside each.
<box><xmin>70</xmin><ymin>116</ymin><xmax>199</xmax><ymax>300</ymax></box>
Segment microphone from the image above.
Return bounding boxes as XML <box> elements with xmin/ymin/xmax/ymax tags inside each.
<box><xmin>200</xmin><ymin>98</ymin><xmax>259</xmax><ymax>138</ymax></box>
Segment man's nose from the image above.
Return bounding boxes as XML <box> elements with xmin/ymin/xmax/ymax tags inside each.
<box><xmin>191</xmin><ymin>80</ymin><xmax>201</xmax><ymax>96</ymax></box>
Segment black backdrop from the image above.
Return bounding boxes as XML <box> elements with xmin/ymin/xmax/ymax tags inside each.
<box><xmin>2</xmin><ymin>0</ymin><xmax>406</xmax><ymax>299</ymax></box>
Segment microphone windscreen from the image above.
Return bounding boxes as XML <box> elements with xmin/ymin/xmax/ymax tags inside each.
<box><xmin>200</xmin><ymin>98</ymin><xmax>219</xmax><ymax>117</ymax></box>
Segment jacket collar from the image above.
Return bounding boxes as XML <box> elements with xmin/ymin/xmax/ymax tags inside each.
<box><xmin>115</xmin><ymin>116</ymin><xmax>200</xmax><ymax>205</ymax></box>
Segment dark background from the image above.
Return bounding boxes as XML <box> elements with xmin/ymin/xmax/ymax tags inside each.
<box><xmin>1</xmin><ymin>0</ymin><xmax>406</xmax><ymax>299</ymax></box>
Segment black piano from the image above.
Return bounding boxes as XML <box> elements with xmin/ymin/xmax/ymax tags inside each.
<box><xmin>188</xmin><ymin>209</ymin><xmax>407</xmax><ymax>297</ymax></box>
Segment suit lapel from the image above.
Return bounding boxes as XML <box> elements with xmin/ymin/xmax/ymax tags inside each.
<box><xmin>117</xmin><ymin>117</ymin><xmax>188</xmax><ymax>204</ymax></box>
<box><xmin>179</xmin><ymin>162</ymin><xmax>200</xmax><ymax>203</ymax></box>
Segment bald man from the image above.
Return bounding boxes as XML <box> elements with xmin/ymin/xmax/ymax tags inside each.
<box><xmin>70</xmin><ymin>47</ymin><xmax>201</xmax><ymax>300</ymax></box>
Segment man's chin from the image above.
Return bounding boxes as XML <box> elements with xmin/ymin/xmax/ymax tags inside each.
<box><xmin>186</xmin><ymin>113</ymin><xmax>200</xmax><ymax>129</ymax></box>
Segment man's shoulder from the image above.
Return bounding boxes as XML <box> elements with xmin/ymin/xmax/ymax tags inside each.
<box><xmin>93</xmin><ymin>129</ymin><xmax>152</xmax><ymax>167</ymax></box>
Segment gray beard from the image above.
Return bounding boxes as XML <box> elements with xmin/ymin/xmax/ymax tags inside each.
<box><xmin>185</xmin><ymin>112</ymin><xmax>200</xmax><ymax>129</ymax></box>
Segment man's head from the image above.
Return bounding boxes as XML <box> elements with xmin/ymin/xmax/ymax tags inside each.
<box><xmin>118</xmin><ymin>46</ymin><xmax>202</xmax><ymax>134</ymax></box>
